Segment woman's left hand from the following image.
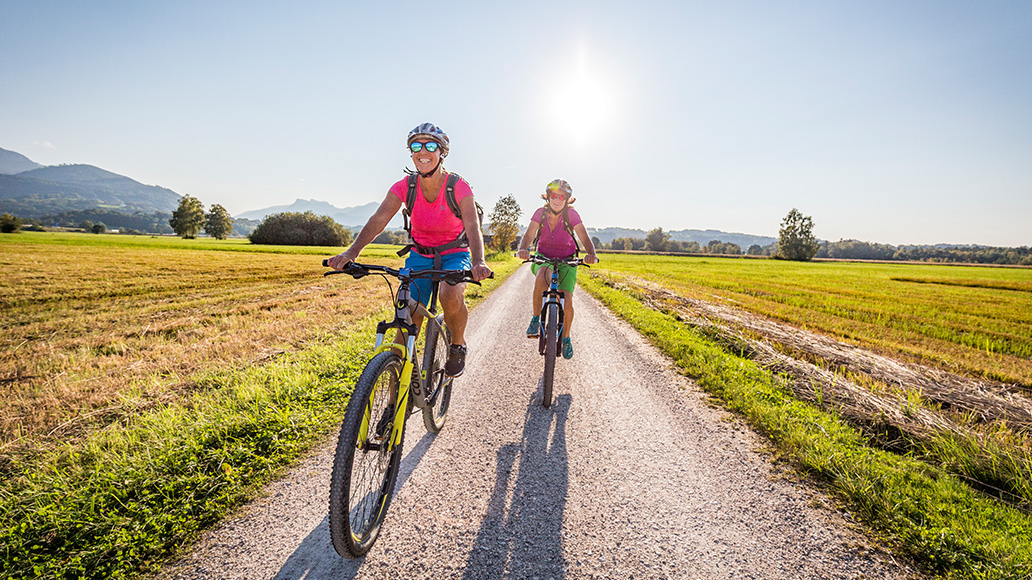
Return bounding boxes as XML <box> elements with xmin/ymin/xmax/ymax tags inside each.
<box><xmin>584</xmin><ymin>253</ymin><xmax>599</xmax><ymax>265</ymax></box>
<box><xmin>471</xmin><ymin>261</ymin><xmax>493</xmax><ymax>282</ymax></box>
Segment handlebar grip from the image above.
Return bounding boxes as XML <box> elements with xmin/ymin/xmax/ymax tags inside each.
<box><xmin>322</xmin><ymin>259</ymin><xmax>329</xmax><ymax>267</ymax></box>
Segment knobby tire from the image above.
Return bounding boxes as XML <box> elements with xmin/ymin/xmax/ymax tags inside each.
<box><xmin>422</xmin><ymin>315</ymin><xmax>453</xmax><ymax>433</ymax></box>
<box><xmin>328</xmin><ymin>351</ymin><xmax>405</xmax><ymax>558</ymax></box>
<box><xmin>543</xmin><ymin>302</ymin><xmax>559</xmax><ymax>408</ymax></box>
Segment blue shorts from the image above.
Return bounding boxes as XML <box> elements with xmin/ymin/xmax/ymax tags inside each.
<box><xmin>404</xmin><ymin>251</ymin><xmax>472</xmax><ymax>307</ymax></box>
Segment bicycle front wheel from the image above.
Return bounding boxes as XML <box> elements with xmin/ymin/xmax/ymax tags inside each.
<box><xmin>422</xmin><ymin>314</ymin><xmax>453</xmax><ymax>433</ymax></box>
<box><xmin>542</xmin><ymin>301</ymin><xmax>559</xmax><ymax>408</ymax></box>
<box><xmin>329</xmin><ymin>351</ymin><xmax>405</xmax><ymax>558</ymax></box>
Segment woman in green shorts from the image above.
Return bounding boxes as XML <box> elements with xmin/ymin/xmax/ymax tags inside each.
<box><xmin>515</xmin><ymin>179</ymin><xmax>599</xmax><ymax>359</ymax></box>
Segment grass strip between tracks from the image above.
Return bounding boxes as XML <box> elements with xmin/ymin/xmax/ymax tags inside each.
<box><xmin>579</xmin><ymin>272</ymin><xmax>1032</xmax><ymax>580</ymax></box>
<box><xmin>0</xmin><ymin>254</ymin><xmax>520</xmax><ymax>580</ymax></box>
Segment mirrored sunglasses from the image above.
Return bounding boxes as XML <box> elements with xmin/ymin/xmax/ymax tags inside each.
<box><xmin>409</xmin><ymin>141</ymin><xmax>439</xmax><ymax>153</ymax></box>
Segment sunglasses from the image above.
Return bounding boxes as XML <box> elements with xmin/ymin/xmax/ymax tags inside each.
<box><xmin>548</xmin><ymin>192</ymin><xmax>567</xmax><ymax>200</ymax></box>
<box><xmin>409</xmin><ymin>141</ymin><xmax>439</xmax><ymax>153</ymax></box>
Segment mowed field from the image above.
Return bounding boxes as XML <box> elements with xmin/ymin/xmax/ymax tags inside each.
<box><xmin>0</xmin><ymin>232</ymin><xmax>400</xmax><ymax>459</ymax></box>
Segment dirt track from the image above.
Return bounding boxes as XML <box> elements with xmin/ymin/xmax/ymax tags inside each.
<box><xmin>161</xmin><ymin>265</ymin><xmax>918</xmax><ymax>580</ymax></box>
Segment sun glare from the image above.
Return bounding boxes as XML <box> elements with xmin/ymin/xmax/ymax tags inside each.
<box><xmin>545</xmin><ymin>45</ymin><xmax>617</xmax><ymax>148</ymax></box>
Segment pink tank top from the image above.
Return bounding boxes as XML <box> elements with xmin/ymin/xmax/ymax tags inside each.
<box><xmin>532</xmin><ymin>206</ymin><xmax>582</xmax><ymax>258</ymax></box>
<box><xmin>389</xmin><ymin>174</ymin><xmax>473</xmax><ymax>256</ymax></box>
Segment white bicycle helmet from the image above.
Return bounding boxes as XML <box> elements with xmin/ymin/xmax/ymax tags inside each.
<box><xmin>546</xmin><ymin>179</ymin><xmax>573</xmax><ymax>197</ymax></box>
<box><xmin>407</xmin><ymin>122</ymin><xmax>450</xmax><ymax>158</ymax></box>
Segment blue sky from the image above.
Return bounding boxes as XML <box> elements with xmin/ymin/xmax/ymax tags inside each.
<box><xmin>3</xmin><ymin>1</ymin><xmax>1030</xmax><ymax>246</ymax></box>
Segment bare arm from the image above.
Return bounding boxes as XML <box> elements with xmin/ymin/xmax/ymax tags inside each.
<box><xmin>573</xmin><ymin>223</ymin><xmax>599</xmax><ymax>264</ymax></box>
<box><xmin>327</xmin><ymin>192</ymin><xmax>403</xmax><ymax>269</ymax></box>
<box><xmin>460</xmin><ymin>195</ymin><xmax>493</xmax><ymax>281</ymax></box>
<box><xmin>516</xmin><ymin>221</ymin><xmax>541</xmax><ymax>260</ymax></box>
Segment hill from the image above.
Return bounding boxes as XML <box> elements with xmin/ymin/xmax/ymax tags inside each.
<box><xmin>587</xmin><ymin>226</ymin><xmax>776</xmax><ymax>248</ymax></box>
<box><xmin>0</xmin><ymin>147</ymin><xmax>44</xmax><ymax>174</ymax></box>
<box><xmin>0</xmin><ymin>162</ymin><xmax>181</xmax><ymax>218</ymax></box>
<box><xmin>236</xmin><ymin>198</ymin><xmax>403</xmax><ymax>228</ymax></box>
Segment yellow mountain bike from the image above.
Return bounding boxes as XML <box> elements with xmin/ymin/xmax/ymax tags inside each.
<box><xmin>322</xmin><ymin>259</ymin><xmax>486</xmax><ymax>558</ymax></box>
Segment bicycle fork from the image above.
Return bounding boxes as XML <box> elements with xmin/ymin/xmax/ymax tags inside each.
<box><xmin>359</xmin><ymin>334</ymin><xmax>418</xmax><ymax>452</ymax></box>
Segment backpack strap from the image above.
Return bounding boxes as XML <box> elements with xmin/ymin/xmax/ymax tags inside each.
<box><xmin>562</xmin><ymin>205</ymin><xmax>581</xmax><ymax>256</ymax></box>
<box><xmin>443</xmin><ymin>173</ymin><xmax>462</xmax><ymax>219</ymax></box>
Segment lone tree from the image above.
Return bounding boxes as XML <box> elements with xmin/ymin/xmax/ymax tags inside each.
<box><xmin>488</xmin><ymin>194</ymin><xmax>522</xmax><ymax>252</ymax></box>
<box><xmin>169</xmin><ymin>195</ymin><xmax>205</xmax><ymax>239</ymax></box>
<box><xmin>777</xmin><ymin>208</ymin><xmax>819</xmax><ymax>261</ymax></box>
<box><xmin>205</xmin><ymin>204</ymin><xmax>234</xmax><ymax>240</ymax></box>
<box><xmin>248</xmin><ymin>211</ymin><xmax>353</xmax><ymax>246</ymax></box>
<box><xmin>645</xmin><ymin>227</ymin><xmax>670</xmax><ymax>252</ymax></box>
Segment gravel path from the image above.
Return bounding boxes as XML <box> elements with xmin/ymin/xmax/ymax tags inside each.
<box><xmin>161</xmin><ymin>265</ymin><xmax>918</xmax><ymax>580</ymax></box>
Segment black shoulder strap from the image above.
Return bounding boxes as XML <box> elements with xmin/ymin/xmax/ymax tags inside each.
<box><xmin>443</xmin><ymin>173</ymin><xmax>462</xmax><ymax>219</ymax></box>
<box><xmin>563</xmin><ymin>206</ymin><xmax>581</xmax><ymax>255</ymax></box>
<box><xmin>405</xmin><ymin>174</ymin><xmax>418</xmax><ymax>216</ymax></box>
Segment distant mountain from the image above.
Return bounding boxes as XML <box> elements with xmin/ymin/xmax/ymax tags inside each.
<box><xmin>0</xmin><ymin>147</ymin><xmax>45</xmax><ymax>174</ymax></box>
<box><xmin>0</xmin><ymin>151</ymin><xmax>182</xmax><ymax>219</ymax></box>
<box><xmin>587</xmin><ymin>227</ymin><xmax>776</xmax><ymax>248</ymax></box>
<box><xmin>236</xmin><ymin>198</ymin><xmax>403</xmax><ymax>228</ymax></box>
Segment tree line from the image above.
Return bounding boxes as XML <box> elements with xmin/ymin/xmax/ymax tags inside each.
<box><xmin>817</xmin><ymin>239</ymin><xmax>1032</xmax><ymax>266</ymax></box>
<box><xmin>9</xmin><ymin>197</ymin><xmax>1026</xmax><ymax>266</ymax></box>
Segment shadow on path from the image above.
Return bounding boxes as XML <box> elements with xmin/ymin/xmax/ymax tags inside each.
<box><xmin>271</xmin><ymin>428</ymin><xmax>439</xmax><ymax>580</ymax></box>
<box><xmin>463</xmin><ymin>393</ymin><xmax>572</xmax><ymax>579</ymax></box>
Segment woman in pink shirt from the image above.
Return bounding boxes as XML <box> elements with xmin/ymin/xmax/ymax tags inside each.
<box><xmin>328</xmin><ymin>123</ymin><xmax>492</xmax><ymax>377</ymax></box>
<box><xmin>515</xmin><ymin>179</ymin><xmax>599</xmax><ymax>359</ymax></box>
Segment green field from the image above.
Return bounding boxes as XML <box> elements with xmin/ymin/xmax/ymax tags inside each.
<box><xmin>3</xmin><ymin>233</ymin><xmax>1032</xmax><ymax>579</ymax></box>
<box><xmin>594</xmin><ymin>253</ymin><xmax>1032</xmax><ymax>385</ymax></box>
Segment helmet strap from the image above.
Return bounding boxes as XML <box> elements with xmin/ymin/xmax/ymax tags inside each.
<box><xmin>417</xmin><ymin>159</ymin><xmax>442</xmax><ymax>178</ymax></box>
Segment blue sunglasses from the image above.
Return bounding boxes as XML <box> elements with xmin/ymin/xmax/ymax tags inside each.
<box><xmin>409</xmin><ymin>141</ymin><xmax>439</xmax><ymax>153</ymax></box>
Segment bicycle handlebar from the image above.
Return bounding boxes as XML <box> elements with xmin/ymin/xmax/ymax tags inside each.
<box><xmin>322</xmin><ymin>259</ymin><xmax>491</xmax><ymax>285</ymax></box>
<box><xmin>519</xmin><ymin>254</ymin><xmax>591</xmax><ymax>268</ymax></box>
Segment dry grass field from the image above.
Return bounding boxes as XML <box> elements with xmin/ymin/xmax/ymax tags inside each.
<box><xmin>0</xmin><ymin>233</ymin><xmax>403</xmax><ymax>460</ymax></box>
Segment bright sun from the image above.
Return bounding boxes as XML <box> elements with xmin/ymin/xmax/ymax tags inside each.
<box><xmin>546</xmin><ymin>47</ymin><xmax>617</xmax><ymax>146</ymax></box>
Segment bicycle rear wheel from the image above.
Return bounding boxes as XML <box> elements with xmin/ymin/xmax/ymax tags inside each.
<box><xmin>542</xmin><ymin>301</ymin><xmax>559</xmax><ymax>408</ymax></box>
<box><xmin>329</xmin><ymin>351</ymin><xmax>405</xmax><ymax>558</ymax></box>
<box><xmin>421</xmin><ymin>314</ymin><xmax>453</xmax><ymax>433</ymax></box>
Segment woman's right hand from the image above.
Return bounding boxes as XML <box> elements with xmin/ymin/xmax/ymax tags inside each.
<box><xmin>327</xmin><ymin>250</ymin><xmax>357</xmax><ymax>271</ymax></box>
<box><xmin>516</xmin><ymin>248</ymin><xmax>530</xmax><ymax>260</ymax></box>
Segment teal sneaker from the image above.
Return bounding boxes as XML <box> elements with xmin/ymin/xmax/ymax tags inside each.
<box><xmin>562</xmin><ymin>337</ymin><xmax>573</xmax><ymax>359</ymax></box>
<box><xmin>526</xmin><ymin>316</ymin><xmax>540</xmax><ymax>338</ymax></box>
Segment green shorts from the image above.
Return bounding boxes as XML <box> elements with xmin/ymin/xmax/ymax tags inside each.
<box><xmin>531</xmin><ymin>257</ymin><xmax>578</xmax><ymax>293</ymax></box>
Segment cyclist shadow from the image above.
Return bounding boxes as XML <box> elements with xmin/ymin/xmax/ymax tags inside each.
<box><xmin>271</xmin><ymin>429</ymin><xmax>439</xmax><ymax>580</ymax></box>
<box><xmin>462</xmin><ymin>393</ymin><xmax>572</xmax><ymax>579</ymax></box>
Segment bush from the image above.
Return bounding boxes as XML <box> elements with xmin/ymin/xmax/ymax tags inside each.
<box><xmin>0</xmin><ymin>213</ymin><xmax>21</xmax><ymax>233</ymax></box>
<box><xmin>248</xmin><ymin>211</ymin><xmax>354</xmax><ymax>246</ymax></box>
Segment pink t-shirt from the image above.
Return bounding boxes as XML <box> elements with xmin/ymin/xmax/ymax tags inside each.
<box><xmin>389</xmin><ymin>174</ymin><xmax>474</xmax><ymax>256</ymax></box>
<box><xmin>531</xmin><ymin>206</ymin><xmax>582</xmax><ymax>258</ymax></box>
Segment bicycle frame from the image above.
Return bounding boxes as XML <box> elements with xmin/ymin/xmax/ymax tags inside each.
<box><xmin>527</xmin><ymin>255</ymin><xmax>583</xmax><ymax>356</ymax></box>
<box><xmin>364</xmin><ymin>270</ymin><xmax>443</xmax><ymax>449</ymax></box>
